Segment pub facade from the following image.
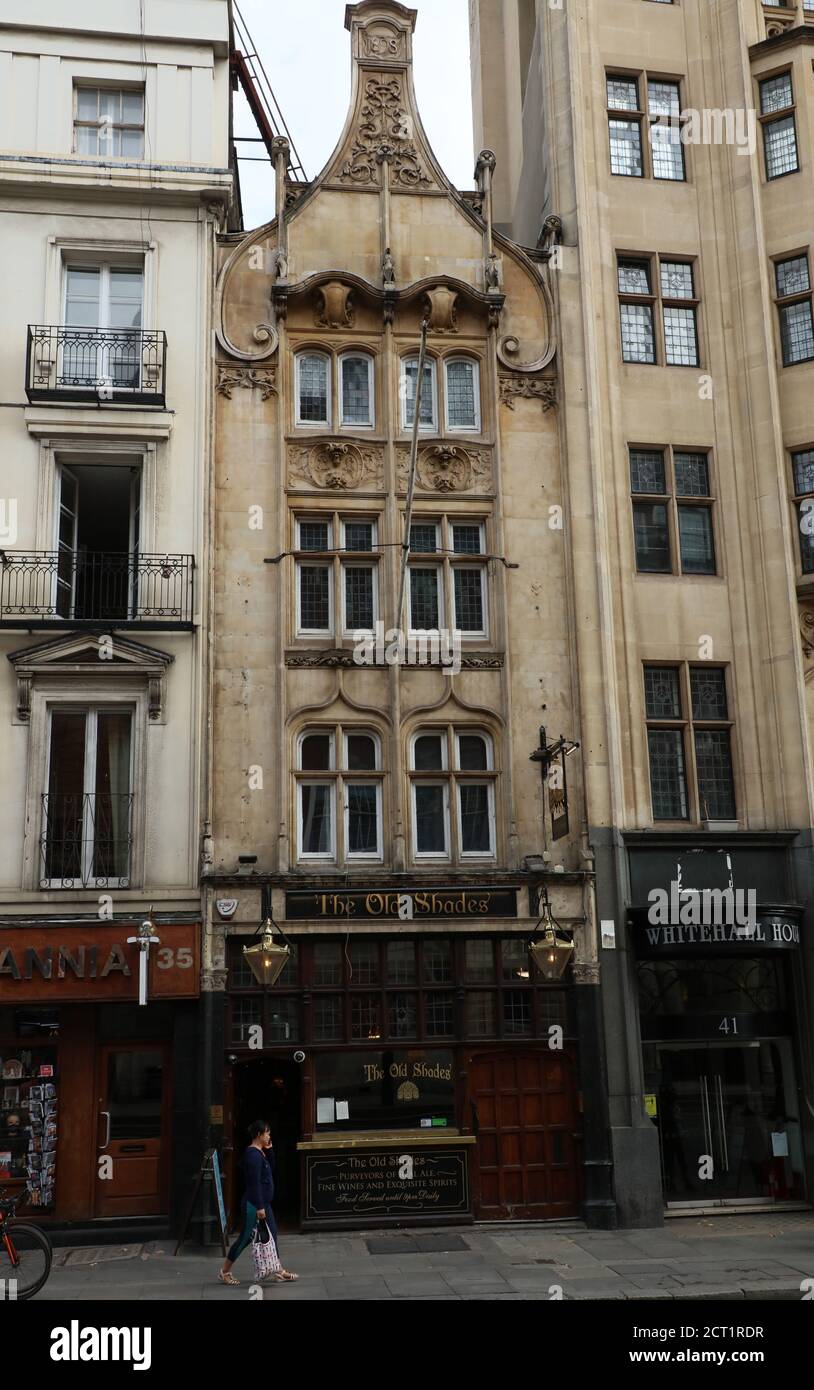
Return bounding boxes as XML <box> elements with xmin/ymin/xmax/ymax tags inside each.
<box><xmin>205</xmin><ymin>0</ymin><xmax>614</xmax><ymax>1231</ymax></box>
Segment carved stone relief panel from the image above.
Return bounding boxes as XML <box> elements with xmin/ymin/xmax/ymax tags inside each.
<box><xmin>498</xmin><ymin>374</ymin><xmax>558</xmax><ymax>412</ymax></box>
<box><xmin>216</xmin><ymin>365</ymin><xmax>278</xmax><ymax>400</ymax></box>
<box><xmin>423</xmin><ymin>287</ymin><xmax>459</xmax><ymax>335</ymax></box>
<box><xmin>335</xmin><ymin>73</ymin><xmax>433</xmax><ymax>190</ymax></box>
<box><xmin>289</xmin><ymin>440</ymin><xmax>385</xmax><ymax>491</ymax></box>
<box><xmin>361</xmin><ymin>23</ymin><xmax>406</xmax><ymax>61</ymax></box>
<box><xmin>395</xmin><ymin>443</ymin><xmax>493</xmax><ymax>494</ymax></box>
<box><xmin>315</xmin><ymin>281</ymin><xmax>355</xmax><ymax>330</ymax></box>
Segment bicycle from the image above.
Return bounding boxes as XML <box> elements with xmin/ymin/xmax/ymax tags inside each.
<box><xmin>0</xmin><ymin>1187</ymin><xmax>53</xmax><ymax>1300</ymax></box>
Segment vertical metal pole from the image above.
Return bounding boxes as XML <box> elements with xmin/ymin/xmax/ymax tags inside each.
<box><xmin>396</xmin><ymin>318</ymin><xmax>429</xmax><ymax>635</ymax></box>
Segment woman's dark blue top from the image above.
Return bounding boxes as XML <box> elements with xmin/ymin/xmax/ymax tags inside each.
<box><xmin>243</xmin><ymin>1145</ymin><xmax>275</xmax><ymax>1209</ymax></box>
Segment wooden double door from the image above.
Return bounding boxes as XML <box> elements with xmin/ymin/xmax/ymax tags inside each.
<box><xmin>466</xmin><ymin>1049</ymin><xmax>582</xmax><ymax>1220</ymax></box>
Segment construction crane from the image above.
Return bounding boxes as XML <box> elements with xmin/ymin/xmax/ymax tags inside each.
<box><xmin>230</xmin><ymin>0</ymin><xmax>308</xmax><ymax>183</ymax></box>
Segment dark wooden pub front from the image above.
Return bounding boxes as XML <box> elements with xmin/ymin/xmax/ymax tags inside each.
<box><xmin>223</xmin><ymin>886</ymin><xmax>584</xmax><ymax>1229</ymax></box>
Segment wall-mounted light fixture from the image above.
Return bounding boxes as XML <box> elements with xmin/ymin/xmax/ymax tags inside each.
<box><xmin>527</xmin><ymin>887</ymin><xmax>574</xmax><ymax>982</ymax></box>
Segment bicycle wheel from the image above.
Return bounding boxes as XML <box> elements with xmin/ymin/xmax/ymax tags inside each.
<box><xmin>1</xmin><ymin>1222</ymin><xmax>53</xmax><ymax>1300</ymax></box>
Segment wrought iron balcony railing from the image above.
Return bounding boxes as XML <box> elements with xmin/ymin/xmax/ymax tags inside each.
<box><xmin>26</xmin><ymin>325</ymin><xmax>167</xmax><ymax>405</ymax></box>
<box><xmin>0</xmin><ymin>550</ymin><xmax>194</xmax><ymax>629</ymax></box>
<box><xmin>40</xmin><ymin>792</ymin><xmax>134</xmax><ymax>888</ymax></box>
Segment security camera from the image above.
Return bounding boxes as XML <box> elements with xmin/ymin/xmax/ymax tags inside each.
<box><xmin>293</xmin><ymin>1050</ymin><xmax>306</xmax><ymax>1064</ymax></box>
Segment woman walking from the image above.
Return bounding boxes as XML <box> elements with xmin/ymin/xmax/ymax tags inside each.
<box><xmin>218</xmin><ymin>1120</ymin><xmax>298</xmax><ymax>1286</ymax></box>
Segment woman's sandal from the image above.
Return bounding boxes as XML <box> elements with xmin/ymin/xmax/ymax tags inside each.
<box><xmin>274</xmin><ymin>1270</ymin><xmax>299</xmax><ymax>1281</ymax></box>
<box><xmin>218</xmin><ymin>1269</ymin><xmax>241</xmax><ymax>1286</ymax></box>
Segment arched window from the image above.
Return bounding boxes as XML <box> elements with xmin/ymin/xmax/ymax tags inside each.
<box><xmin>296</xmin><ymin>727</ymin><xmax>383</xmax><ymax>862</ymax></box>
<box><xmin>409</xmin><ymin>728</ymin><xmax>496</xmax><ymax>860</ymax></box>
<box><xmin>340</xmin><ymin>353</ymin><xmax>374</xmax><ymax>427</ymax></box>
<box><xmin>444</xmin><ymin>358</ymin><xmax>480</xmax><ymax>432</ymax></box>
<box><xmin>295</xmin><ymin>352</ymin><xmax>330</xmax><ymax>425</ymax></box>
<box><xmin>401</xmin><ymin>355</ymin><xmax>437</xmax><ymax>431</ymax></box>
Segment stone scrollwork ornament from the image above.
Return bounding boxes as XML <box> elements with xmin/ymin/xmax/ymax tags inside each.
<box><xmin>214</xmin><ymin>224</ymin><xmax>280</xmax><ymax>363</ymax></box>
<box><xmin>499</xmin><ymin>375</ymin><xmax>557</xmax><ymax>411</ymax></box>
<box><xmin>395</xmin><ymin>444</ymin><xmax>492</xmax><ymax>494</ymax></box>
<box><xmin>216</xmin><ymin>366</ymin><xmax>277</xmax><ymax>401</ymax></box>
<box><xmin>289</xmin><ymin>441</ymin><xmax>384</xmax><ymax>491</ymax></box>
<box><xmin>338</xmin><ymin>76</ymin><xmax>432</xmax><ymax>189</ymax></box>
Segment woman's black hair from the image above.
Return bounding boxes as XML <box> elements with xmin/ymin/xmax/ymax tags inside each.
<box><xmin>247</xmin><ymin>1119</ymin><xmax>270</xmax><ymax>1141</ymax></box>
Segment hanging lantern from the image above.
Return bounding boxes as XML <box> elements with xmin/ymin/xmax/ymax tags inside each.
<box><xmin>243</xmin><ymin>917</ymin><xmax>291</xmax><ymax>987</ymax></box>
<box><xmin>528</xmin><ymin>891</ymin><xmax>574</xmax><ymax>982</ymax></box>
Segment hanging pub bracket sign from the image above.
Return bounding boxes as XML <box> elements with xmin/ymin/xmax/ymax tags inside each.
<box><xmin>530</xmin><ymin>727</ymin><xmax>580</xmax><ymax>842</ymax></box>
<box><xmin>126</xmin><ymin>911</ymin><xmax>161</xmax><ymax>1007</ymax></box>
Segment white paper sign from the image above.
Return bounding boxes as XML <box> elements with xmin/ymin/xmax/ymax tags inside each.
<box><xmin>771</xmin><ymin>1131</ymin><xmax>789</xmax><ymax>1157</ymax></box>
<box><xmin>317</xmin><ymin>1097</ymin><xmax>335</xmax><ymax>1124</ymax></box>
<box><xmin>336</xmin><ymin>1101</ymin><xmax>350</xmax><ymax>1121</ymax></box>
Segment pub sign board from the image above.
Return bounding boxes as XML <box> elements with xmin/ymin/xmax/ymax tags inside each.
<box><xmin>286</xmin><ymin>887</ymin><xmax>519</xmax><ymax>921</ymax></box>
<box><xmin>305</xmin><ymin>1146</ymin><xmax>470</xmax><ymax>1220</ymax></box>
<box><xmin>0</xmin><ymin>922</ymin><xmax>201</xmax><ymax>1002</ymax></box>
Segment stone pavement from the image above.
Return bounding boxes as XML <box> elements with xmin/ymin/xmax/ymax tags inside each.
<box><xmin>37</xmin><ymin>1210</ymin><xmax>814</xmax><ymax>1300</ymax></box>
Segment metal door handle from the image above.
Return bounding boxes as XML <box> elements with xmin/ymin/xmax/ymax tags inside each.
<box><xmin>714</xmin><ymin>1075</ymin><xmax>729</xmax><ymax>1171</ymax></box>
<box><xmin>99</xmin><ymin>1110</ymin><xmax>111</xmax><ymax>1150</ymax></box>
<box><xmin>700</xmin><ymin>1076</ymin><xmax>713</xmax><ymax>1167</ymax></box>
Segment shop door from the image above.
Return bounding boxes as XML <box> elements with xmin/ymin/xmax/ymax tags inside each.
<box><xmin>95</xmin><ymin>1045</ymin><xmax>168</xmax><ymax>1218</ymax></box>
<box><xmin>467</xmin><ymin>1050</ymin><xmax>581</xmax><ymax>1220</ymax></box>
<box><xmin>646</xmin><ymin>1040</ymin><xmax>804</xmax><ymax>1208</ymax></box>
<box><xmin>231</xmin><ymin>1059</ymin><xmax>301</xmax><ymax>1227</ymax></box>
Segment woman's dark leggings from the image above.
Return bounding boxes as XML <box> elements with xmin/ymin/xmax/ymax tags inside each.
<box><xmin>226</xmin><ymin>1201</ymin><xmax>281</xmax><ymax>1264</ymax></box>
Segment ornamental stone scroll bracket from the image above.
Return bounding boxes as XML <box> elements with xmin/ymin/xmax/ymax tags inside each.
<box><xmin>213</xmin><ymin>224</ymin><xmax>280</xmax><ymax>363</ymax></box>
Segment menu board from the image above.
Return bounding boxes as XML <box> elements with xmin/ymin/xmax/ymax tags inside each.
<box><xmin>0</xmin><ymin>1046</ymin><xmax>58</xmax><ymax>1208</ymax></box>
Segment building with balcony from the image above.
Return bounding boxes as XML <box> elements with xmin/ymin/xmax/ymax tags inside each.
<box><xmin>470</xmin><ymin>0</ymin><xmax>814</xmax><ymax>1223</ymax></box>
<box><xmin>205</xmin><ymin>0</ymin><xmax>613</xmax><ymax>1232</ymax></box>
<box><xmin>0</xmin><ymin>0</ymin><xmax>233</xmax><ymax>1237</ymax></box>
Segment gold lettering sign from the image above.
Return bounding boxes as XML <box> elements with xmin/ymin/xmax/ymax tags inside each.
<box><xmin>287</xmin><ymin>887</ymin><xmax>518</xmax><ymax>921</ymax></box>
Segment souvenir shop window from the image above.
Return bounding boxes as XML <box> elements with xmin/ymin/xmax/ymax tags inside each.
<box><xmin>0</xmin><ymin>1035</ymin><xmax>59</xmax><ymax>1209</ymax></box>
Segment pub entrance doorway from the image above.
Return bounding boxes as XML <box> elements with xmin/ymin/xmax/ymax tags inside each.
<box><xmin>466</xmin><ymin>1048</ymin><xmax>582</xmax><ymax>1220</ymax></box>
<box><xmin>232</xmin><ymin>1058</ymin><xmax>301</xmax><ymax>1226</ymax></box>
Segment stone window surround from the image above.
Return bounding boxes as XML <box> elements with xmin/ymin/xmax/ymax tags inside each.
<box><xmin>19</xmin><ymin>678</ymin><xmax>152</xmax><ymax>893</ymax></box>
<box><xmin>41</xmin><ymin>235</ymin><xmax>157</xmax><ymax>334</ymax></box>
<box><xmin>28</xmin><ymin>436</ymin><xmax>158</xmax><ymax>557</ymax></box>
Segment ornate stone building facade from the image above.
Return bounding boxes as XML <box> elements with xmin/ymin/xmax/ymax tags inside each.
<box><xmin>205</xmin><ymin>1</ymin><xmax>613</xmax><ymax>1229</ymax></box>
<box><xmin>471</xmin><ymin>0</ymin><xmax>814</xmax><ymax>1225</ymax></box>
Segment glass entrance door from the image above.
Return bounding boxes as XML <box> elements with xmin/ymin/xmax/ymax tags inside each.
<box><xmin>643</xmin><ymin>1040</ymin><xmax>804</xmax><ymax>1207</ymax></box>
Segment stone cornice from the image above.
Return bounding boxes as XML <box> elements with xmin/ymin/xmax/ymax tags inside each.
<box><xmin>750</xmin><ymin>24</ymin><xmax>814</xmax><ymax>57</ymax></box>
